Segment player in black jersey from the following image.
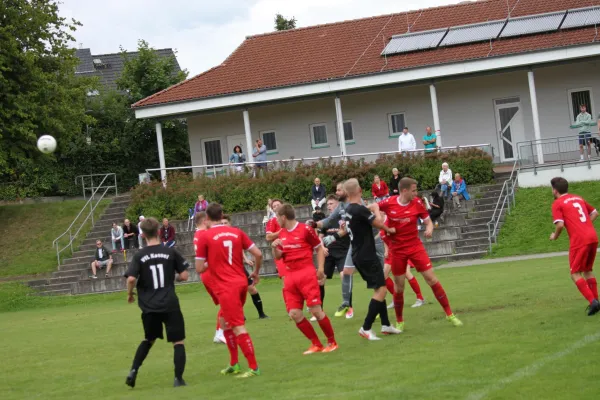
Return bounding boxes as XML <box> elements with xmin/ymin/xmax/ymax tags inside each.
<box><xmin>124</xmin><ymin>217</ymin><xmax>190</xmax><ymax>388</ymax></box>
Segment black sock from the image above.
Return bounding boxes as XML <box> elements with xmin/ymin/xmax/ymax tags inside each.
<box><xmin>320</xmin><ymin>285</ymin><xmax>325</xmax><ymax>304</ymax></box>
<box><xmin>349</xmin><ymin>291</ymin><xmax>353</xmax><ymax>307</ymax></box>
<box><xmin>173</xmin><ymin>344</ymin><xmax>186</xmax><ymax>380</ymax></box>
<box><xmin>363</xmin><ymin>298</ymin><xmax>381</xmax><ymax>331</ymax></box>
<box><xmin>131</xmin><ymin>340</ymin><xmax>153</xmax><ymax>371</ymax></box>
<box><xmin>251</xmin><ymin>293</ymin><xmax>265</xmax><ymax>317</ymax></box>
<box><xmin>379</xmin><ymin>299</ymin><xmax>391</xmax><ymax>326</ymax></box>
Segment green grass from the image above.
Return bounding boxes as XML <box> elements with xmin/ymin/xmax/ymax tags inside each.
<box><xmin>0</xmin><ymin>200</ymin><xmax>109</xmax><ymax>277</ymax></box>
<box><xmin>490</xmin><ymin>180</ymin><xmax>600</xmax><ymax>258</ymax></box>
<box><xmin>1</xmin><ymin>257</ymin><xmax>600</xmax><ymax>400</ymax></box>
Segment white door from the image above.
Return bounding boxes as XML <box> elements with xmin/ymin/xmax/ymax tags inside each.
<box><xmin>494</xmin><ymin>97</ymin><xmax>525</xmax><ymax>162</ymax></box>
<box><xmin>226</xmin><ymin>134</ymin><xmax>247</xmax><ymax>159</ymax></box>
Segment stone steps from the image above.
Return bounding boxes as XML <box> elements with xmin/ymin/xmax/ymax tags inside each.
<box><xmin>35</xmin><ymin>288</ymin><xmax>73</xmax><ymax>296</ymax></box>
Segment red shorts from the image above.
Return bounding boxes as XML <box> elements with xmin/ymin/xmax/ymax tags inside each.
<box><xmin>216</xmin><ymin>282</ymin><xmax>248</xmax><ymax>327</ymax></box>
<box><xmin>569</xmin><ymin>243</ymin><xmax>598</xmax><ymax>274</ymax></box>
<box><xmin>282</xmin><ymin>269</ymin><xmax>321</xmax><ymax>311</ymax></box>
<box><xmin>384</xmin><ymin>254</ymin><xmax>413</xmax><ymax>269</ymax></box>
<box><xmin>390</xmin><ymin>244</ymin><xmax>432</xmax><ymax>275</ymax></box>
<box><xmin>201</xmin><ymin>272</ymin><xmax>219</xmax><ymax>305</ymax></box>
<box><xmin>275</xmin><ymin>258</ymin><xmax>287</xmax><ymax>278</ymax></box>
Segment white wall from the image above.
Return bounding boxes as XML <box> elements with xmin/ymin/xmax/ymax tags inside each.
<box><xmin>518</xmin><ymin>161</ymin><xmax>600</xmax><ymax>188</ymax></box>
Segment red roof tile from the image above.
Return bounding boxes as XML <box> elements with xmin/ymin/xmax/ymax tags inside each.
<box><xmin>133</xmin><ymin>0</ymin><xmax>600</xmax><ymax>108</ymax></box>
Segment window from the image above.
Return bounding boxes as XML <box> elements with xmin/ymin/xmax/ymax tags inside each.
<box><xmin>388</xmin><ymin>113</ymin><xmax>406</xmax><ymax>137</ymax></box>
<box><xmin>202</xmin><ymin>138</ymin><xmax>222</xmax><ymax>165</ymax></box>
<box><xmin>260</xmin><ymin>131</ymin><xmax>278</xmax><ymax>154</ymax></box>
<box><xmin>310</xmin><ymin>123</ymin><xmax>329</xmax><ymax>148</ymax></box>
<box><xmin>568</xmin><ymin>88</ymin><xmax>594</xmax><ymax>123</ymax></box>
<box><xmin>335</xmin><ymin>121</ymin><xmax>355</xmax><ymax>144</ymax></box>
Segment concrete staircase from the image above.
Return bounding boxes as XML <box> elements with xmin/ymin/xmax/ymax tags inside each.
<box><xmin>28</xmin><ymin>177</ymin><xmax>508</xmax><ymax>296</ymax></box>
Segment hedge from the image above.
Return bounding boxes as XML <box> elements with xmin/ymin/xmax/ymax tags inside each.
<box><xmin>126</xmin><ymin>148</ymin><xmax>494</xmax><ymax>220</ymax></box>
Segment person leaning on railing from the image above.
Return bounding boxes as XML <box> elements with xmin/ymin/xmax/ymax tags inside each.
<box><xmin>423</xmin><ymin>126</ymin><xmax>437</xmax><ymax>153</ymax></box>
<box><xmin>252</xmin><ymin>138</ymin><xmax>268</xmax><ymax>175</ymax></box>
<box><xmin>570</xmin><ymin>104</ymin><xmax>596</xmax><ymax>161</ymax></box>
<box><xmin>229</xmin><ymin>145</ymin><xmax>246</xmax><ymax>173</ymax></box>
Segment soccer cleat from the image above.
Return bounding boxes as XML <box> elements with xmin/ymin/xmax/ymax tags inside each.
<box><xmin>334</xmin><ymin>304</ymin><xmax>349</xmax><ymax>317</ymax></box>
<box><xmin>258</xmin><ymin>314</ymin><xmax>269</xmax><ymax>319</ymax></box>
<box><xmin>237</xmin><ymin>369</ymin><xmax>260</xmax><ymax>379</ymax></box>
<box><xmin>381</xmin><ymin>325</ymin><xmax>402</xmax><ymax>335</ymax></box>
<box><xmin>303</xmin><ymin>344</ymin><xmax>324</xmax><ymax>355</ymax></box>
<box><xmin>173</xmin><ymin>378</ymin><xmax>187</xmax><ymax>387</ymax></box>
<box><xmin>587</xmin><ymin>299</ymin><xmax>600</xmax><ymax>316</ymax></box>
<box><xmin>125</xmin><ymin>369</ymin><xmax>138</xmax><ymax>388</ymax></box>
<box><xmin>322</xmin><ymin>342</ymin><xmax>339</xmax><ymax>353</ymax></box>
<box><xmin>309</xmin><ymin>315</ymin><xmax>317</xmax><ymax>322</ymax></box>
<box><xmin>358</xmin><ymin>328</ymin><xmax>381</xmax><ymax>341</ymax></box>
<box><xmin>387</xmin><ymin>301</ymin><xmax>395</xmax><ymax>309</ymax></box>
<box><xmin>411</xmin><ymin>299</ymin><xmax>426</xmax><ymax>308</ymax></box>
<box><xmin>221</xmin><ymin>363</ymin><xmax>241</xmax><ymax>375</ymax></box>
<box><xmin>213</xmin><ymin>330</ymin><xmax>226</xmax><ymax>344</ymax></box>
<box><xmin>395</xmin><ymin>321</ymin><xmax>405</xmax><ymax>332</ymax></box>
<box><xmin>447</xmin><ymin>314</ymin><xmax>463</xmax><ymax>326</ymax></box>
<box><xmin>345</xmin><ymin>307</ymin><xmax>354</xmax><ymax>319</ymax></box>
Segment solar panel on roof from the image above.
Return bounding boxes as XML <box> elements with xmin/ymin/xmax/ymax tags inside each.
<box><xmin>382</xmin><ymin>28</ymin><xmax>448</xmax><ymax>56</ymax></box>
<box><xmin>500</xmin><ymin>11</ymin><xmax>566</xmax><ymax>38</ymax></box>
<box><xmin>562</xmin><ymin>6</ymin><xmax>600</xmax><ymax>30</ymax></box>
<box><xmin>441</xmin><ymin>20</ymin><xmax>506</xmax><ymax>47</ymax></box>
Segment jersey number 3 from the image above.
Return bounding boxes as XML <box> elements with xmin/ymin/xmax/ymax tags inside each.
<box><xmin>573</xmin><ymin>203</ymin><xmax>587</xmax><ymax>222</ymax></box>
<box><xmin>150</xmin><ymin>264</ymin><xmax>164</xmax><ymax>289</ymax></box>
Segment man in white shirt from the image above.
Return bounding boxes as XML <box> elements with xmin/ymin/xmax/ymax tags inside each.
<box><xmin>398</xmin><ymin>127</ymin><xmax>416</xmax><ymax>153</ymax></box>
<box><xmin>438</xmin><ymin>162</ymin><xmax>453</xmax><ymax>199</ymax></box>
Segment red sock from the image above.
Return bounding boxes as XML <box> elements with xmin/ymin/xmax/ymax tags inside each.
<box><xmin>385</xmin><ymin>277</ymin><xmax>395</xmax><ymax>295</ymax></box>
<box><xmin>587</xmin><ymin>278</ymin><xmax>598</xmax><ymax>300</ymax></box>
<box><xmin>576</xmin><ymin>278</ymin><xmax>595</xmax><ymax>304</ymax></box>
<box><xmin>408</xmin><ymin>276</ymin><xmax>424</xmax><ymax>301</ymax></box>
<box><xmin>431</xmin><ymin>282</ymin><xmax>453</xmax><ymax>316</ymax></box>
<box><xmin>393</xmin><ymin>291</ymin><xmax>404</xmax><ymax>323</ymax></box>
<box><xmin>223</xmin><ymin>329</ymin><xmax>238</xmax><ymax>366</ymax></box>
<box><xmin>317</xmin><ymin>315</ymin><xmax>336</xmax><ymax>344</ymax></box>
<box><xmin>236</xmin><ymin>333</ymin><xmax>258</xmax><ymax>370</ymax></box>
<box><xmin>296</xmin><ymin>318</ymin><xmax>322</xmax><ymax>347</ymax></box>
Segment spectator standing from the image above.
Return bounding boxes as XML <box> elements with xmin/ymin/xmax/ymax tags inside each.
<box><xmin>572</xmin><ymin>104</ymin><xmax>593</xmax><ymax>160</ymax></box>
<box><xmin>398</xmin><ymin>127</ymin><xmax>416</xmax><ymax>153</ymax></box>
<box><xmin>450</xmin><ymin>173</ymin><xmax>471</xmax><ymax>209</ymax></box>
<box><xmin>138</xmin><ymin>216</ymin><xmax>145</xmax><ymax>248</ymax></box>
<box><xmin>195</xmin><ymin>195</ymin><xmax>208</xmax><ymax>215</ymax></box>
<box><xmin>90</xmin><ymin>240</ymin><xmax>113</xmax><ymax>279</ymax></box>
<box><xmin>252</xmin><ymin>138</ymin><xmax>268</xmax><ymax>176</ymax></box>
<box><xmin>122</xmin><ymin>219</ymin><xmax>138</xmax><ymax>249</ymax></box>
<box><xmin>311</xmin><ymin>177</ymin><xmax>326</xmax><ymax>211</ymax></box>
<box><xmin>389</xmin><ymin>168</ymin><xmax>401</xmax><ymax>196</ymax></box>
<box><xmin>371</xmin><ymin>175</ymin><xmax>389</xmax><ymax>202</ymax></box>
<box><xmin>438</xmin><ymin>163</ymin><xmax>453</xmax><ymax>199</ymax></box>
<box><xmin>423</xmin><ymin>126</ymin><xmax>437</xmax><ymax>153</ymax></box>
<box><xmin>111</xmin><ymin>222</ymin><xmax>124</xmax><ymax>252</ymax></box>
<box><xmin>229</xmin><ymin>145</ymin><xmax>246</xmax><ymax>173</ymax></box>
<box><xmin>160</xmin><ymin>218</ymin><xmax>177</xmax><ymax>248</ymax></box>
<box><xmin>428</xmin><ymin>192</ymin><xmax>444</xmax><ymax>227</ymax></box>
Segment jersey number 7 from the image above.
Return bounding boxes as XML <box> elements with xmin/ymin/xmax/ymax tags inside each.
<box><xmin>223</xmin><ymin>240</ymin><xmax>233</xmax><ymax>265</ymax></box>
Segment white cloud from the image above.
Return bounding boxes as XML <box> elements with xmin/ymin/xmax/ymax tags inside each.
<box><xmin>60</xmin><ymin>0</ymin><xmax>460</xmax><ymax>76</ymax></box>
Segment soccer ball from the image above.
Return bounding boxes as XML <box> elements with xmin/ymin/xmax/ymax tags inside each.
<box><xmin>37</xmin><ymin>135</ymin><xmax>57</xmax><ymax>154</ymax></box>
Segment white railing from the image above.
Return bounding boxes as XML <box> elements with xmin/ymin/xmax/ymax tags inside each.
<box><xmin>486</xmin><ymin>161</ymin><xmax>518</xmax><ymax>252</ymax></box>
<box><xmin>75</xmin><ymin>173</ymin><xmax>118</xmax><ymax>200</ymax></box>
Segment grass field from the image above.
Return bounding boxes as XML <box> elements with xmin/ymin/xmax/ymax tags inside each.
<box><xmin>1</xmin><ymin>256</ymin><xmax>600</xmax><ymax>400</ymax></box>
<box><xmin>0</xmin><ymin>200</ymin><xmax>109</xmax><ymax>277</ymax></box>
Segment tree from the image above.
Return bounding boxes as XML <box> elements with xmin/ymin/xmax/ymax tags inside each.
<box><xmin>275</xmin><ymin>14</ymin><xmax>297</xmax><ymax>31</ymax></box>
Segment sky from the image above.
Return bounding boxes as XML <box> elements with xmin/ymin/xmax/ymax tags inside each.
<box><xmin>60</xmin><ymin>0</ymin><xmax>459</xmax><ymax>77</ymax></box>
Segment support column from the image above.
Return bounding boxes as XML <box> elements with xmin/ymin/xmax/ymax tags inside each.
<box><xmin>155</xmin><ymin>122</ymin><xmax>167</xmax><ymax>183</ymax></box>
<box><xmin>527</xmin><ymin>69</ymin><xmax>544</xmax><ymax>164</ymax></box>
<box><xmin>334</xmin><ymin>96</ymin><xmax>347</xmax><ymax>159</ymax></box>
<box><xmin>243</xmin><ymin>109</ymin><xmax>254</xmax><ymax>164</ymax></box>
<box><xmin>429</xmin><ymin>83</ymin><xmax>442</xmax><ymax>147</ymax></box>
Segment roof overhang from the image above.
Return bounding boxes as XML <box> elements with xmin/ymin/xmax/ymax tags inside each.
<box><xmin>134</xmin><ymin>42</ymin><xmax>600</xmax><ymax>120</ymax></box>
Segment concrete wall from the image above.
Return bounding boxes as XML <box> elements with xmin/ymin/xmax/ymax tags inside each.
<box><xmin>518</xmin><ymin>160</ymin><xmax>600</xmax><ymax>188</ymax></box>
<box><xmin>186</xmin><ymin>59</ymin><xmax>600</xmax><ymax>167</ymax></box>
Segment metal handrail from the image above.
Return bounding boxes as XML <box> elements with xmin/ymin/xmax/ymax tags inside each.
<box><xmin>487</xmin><ymin>160</ymin><xmax>518</xmax><ymax>252</ymax></box>
<box><xmin>53</xmin><ymin>173</ymin><xmax>117</xmax><ymax>265</ymax></box>
<box><xmin>75</xmin><ymin>173</ymin><xmax>118</xmax><ymax>199</ymax></box>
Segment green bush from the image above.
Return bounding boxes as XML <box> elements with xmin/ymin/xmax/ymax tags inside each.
<box><xmin>127</xmin><ymin>148</ymin><xmax>494</xmax><ymax>220</ymax></box>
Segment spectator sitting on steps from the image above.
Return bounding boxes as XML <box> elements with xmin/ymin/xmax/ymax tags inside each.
<box><xmin>438</xmin><ymin>162</ymin><xmax>453</xmax><ymax>199</ymax></box>
<box><xmin>451</xmin><ymin>173</ymin><xmax>471</xmax><ymax>209</ymax></box>
<box><xmin>312</xmin><ymin>205</ymin><xmax>326</xmax><ymax>224</ymax></box>
<box><xmin>371</xmin><ymin>175</ymin><xmax>389</xmax><ymax>202</ymax></box>
<box><xmin>122</xmin><ymin>219</ymin><xmax>138</xmax><ymax>249</ymax></box>
<box><xmin>195</xmin><ymin>194</ymin><xmax>208</xmax><ymax>215</ymax></box>
<box><xmin>138</xmin><ymin>216</ymin><xmax>145</xmax><ymax>248</ymax></box>
<box><xmin>111</xmin><ymin>222</ymin><xmax>124</xmax><ymax>253</ymax></box>
<box><xmin>311</xmin><ymin>177</ymin><xmax>326</xmax><ymax>211</ymax></box>
<box><xmin>160</xmin><ymin>218</ymin><xmax>176</xmax><ymax>248</ymax></box>
<box><xmin>389</xmin><ymin>168</ymin><xmax>401</xmax><ymax>196</ymax></box>
<box><xmin>91</xmin><ymin>240</ymin><xmax>113</xmax><ymax>279</ymax></box>
<box><xmin>428</xmin><ymin>191</ymin><xmax>444</xmax><ymax>228</ymax></box>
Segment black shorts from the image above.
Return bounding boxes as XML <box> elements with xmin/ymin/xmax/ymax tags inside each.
<box><xmin>353</xmin><ymin>258</ymin><xmax>386</xmax><ymax>289</ymax></box>
<box><xmin>141</xmin><ymin>309</ymin><xmax>186</xmax><ymax>343</ymax></box>
<box><xmin>324</xmin><ymin>255</ymin><xmax>345</xmax><ymax>279</ymax></box>
<box><xmin>243</xmin><ymin>268</ymin><xmax>254</xmax><ymax>286</ymax></box>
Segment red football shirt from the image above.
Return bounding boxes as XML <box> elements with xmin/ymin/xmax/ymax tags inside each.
<box><xmin>380</xmin><ymin>215</ymin><xmax>391</xmax><ymax>247</ymax></box>
<box><xmin>195</xmin><ymin>224</ymin><xmax>255</xmax><ymax>290</ymax></box>
<box><xmin>265</xmin><ymin>217</ymin><xmax>281</xmax><ymax>235</ymax></box>
<box><xmin>278</xmin><ymin>222</ymin><xmax>321</xmax><ymax>272</ymax></box>
<box><xmin>378</xmin><ymin>195</ymin><xmax>429</xmax><ymax>250</ymax></box>
<box><xmin>552</xmin><ymin>194</ymin><xmax>598</xmax><ymax>247</ymax></box>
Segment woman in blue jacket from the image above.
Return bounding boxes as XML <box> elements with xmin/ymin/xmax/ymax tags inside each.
<box><xmin>229</xmin><ymin>145</ymin><xmax>246</xmax><ymax>172</ymax></box>
<box><xmin>451</xmin><ymin>173</ymin><xmax>470</xmax><ymax>209</ymax></box>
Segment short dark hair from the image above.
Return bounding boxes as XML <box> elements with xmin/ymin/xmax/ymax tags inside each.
<box><xmin>222</xmin><ymin>214</ymin><xmax>231</xmax><ymax>222</ymax></box>
<box><xmin>551</xmin><ymin>177</ymin><xmax>569</xmax><ymax>194</ymax></box>
<box><xmin>399</xmin><ymin>177</ymin><xmax>417</xmax><ymax>192</ymax></box>
<box><xmin>271</xmin><ymin>198</ymin><xmax>283</xmax><ymax>206</ymax></box>
<box><xmin>194</xmin><ymin>211</ymin><xmax>206</xmax><ymax>226</ymax></box>
<box><xmin>314</xmin><ymin>206</ymin><xmax>322</xmax><ymax>212</ymax></box>
<box><xmin>140</xmin><ymin>217</ymin><xmax>160</xmax><ymax>240</ymax></box>
<box><xmin>404</xmin><ymin>126</ymin><xmax>408</xmax><ymax>130</ymax></box>
<box><xmin>206</xmin><ymin>203</ymin><xmax>224</xmax><ymax>222</ymax></box>
<box><xmin>233</xmin><ymin>145</ymin><xmax>242</xmax><ymax>153</ymax></box>
<box><xmin>277</xmin><ymin>204</ymin><xmax>296</xmax><ymax>220</ymax></box>
<box><xmin>327</xmin><ymin>194</ymin><xmax>338</xmax><ymax>202</ymax></box>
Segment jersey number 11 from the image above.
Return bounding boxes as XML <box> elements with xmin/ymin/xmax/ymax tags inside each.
<box><xmin>150</xmin><ymin>264</ymin><xmax>165</xmax><ymax>289</ymax></box>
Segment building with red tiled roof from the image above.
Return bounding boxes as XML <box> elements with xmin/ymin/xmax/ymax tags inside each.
<box><xmin>134</xmin><ymin>0</ymin><xmax>600</xmax><ymax>180</ymax></box>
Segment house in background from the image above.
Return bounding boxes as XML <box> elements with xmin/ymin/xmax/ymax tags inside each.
<box><xmin>131</xmin><ymin>0</ymin><xmax>600</xmax><ymax>181</ymax></box>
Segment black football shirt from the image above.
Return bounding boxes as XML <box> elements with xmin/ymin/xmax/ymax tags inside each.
<box><xmin>344</xmin><ymin>203</ymin><xmax>378</xmax><ymax>265</ymax></box>
<box><xmin>124</xmin><ymin>245</ymin><xmax>189</xmax><ymax>313</ymax></box>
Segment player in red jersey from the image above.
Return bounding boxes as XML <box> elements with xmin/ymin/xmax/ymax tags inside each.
<box><xmin>195</xmin><ymin>204</ymin><xmax>263</xmax><ymax>378</ymax></box>
<box><xmin>271</xmin><ymin>204</ymin><xmax>338</xmax><ymax>354</ymax></box>
<box><xmin>377</xmin><ymin>177</ymin><xmax>462</xmax><ymax>330</ymax></box>
<box><xmin>265</xmin><ymin>199</ymin><xmax>287</xmax><ymax>278</ymax></box>
<box><xmin>549</xmin><ymin>177</ymin><xmax>600</xmax><ymax>315</ymax></box>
